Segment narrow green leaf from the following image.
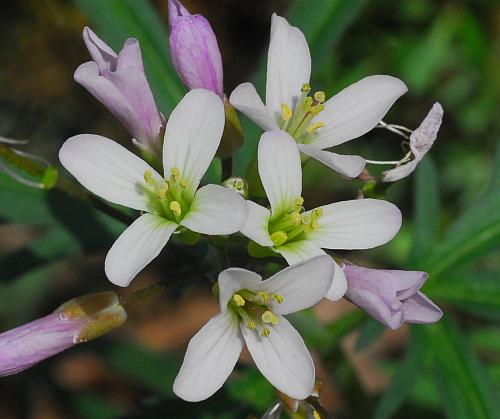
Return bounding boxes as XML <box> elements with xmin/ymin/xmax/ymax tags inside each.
<box><xmin>72</xmin><ymin>0</ymin><xmax>185</xmax><ymax>113</ymax></box>
<box><xmin>423</xmin><ymin>317</ymin><xmax>500</xmax><ymax>419</ymax></box>
<box><xmin>355</xmin><ymin>318</ymin><xmax>384</xmax><ymax>352</ymax></box>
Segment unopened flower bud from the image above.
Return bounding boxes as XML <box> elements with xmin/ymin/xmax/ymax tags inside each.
<box><xmin>168</xmin><ymin>0</ymin><xmax>224</xmax><ymax>98</ymax></box>
<box><xmin>0</xmin><ymin>292</ymin><xmax>126</xmax><ymax>376</ymax></box>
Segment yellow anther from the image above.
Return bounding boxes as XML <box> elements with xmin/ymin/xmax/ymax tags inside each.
<box><xmin>307</xmin><ymin>122</ymin><xmax>325</xmax><ymax>134</ymax></box>
<box><xmin>301</xmin><ymin>213</ymin><xmax>311</xmax><ymax>224</ymax></box>
<box><xmin>261</xmin><ymin>327</ymin><xmax>271</xmax><ymax>337</ymax></box>
<box><xmin>281</xmin><ymin>103</ymin><xmax>293</xmax><ymax>121</ymax></box>
<box><xmin>270</xmin><ymin>231</ymin><xmax>288</xmax><ymax>247</ymax></box>
<box><xmin>313</xmin><ymin>411</ymin><xmax>321</xmax><ymax>419</ymax></box>
<box><xmin>179</xmin><ymin>178</ymin><xmax>188</xmax><ymax>188</ymax></box>
<box><xmin>247</xmin><ymin>319</ymin><xmax>257</xmax><ymax>329</ymax></box>
<box><xmin>170</xmin><ymin>201</ymin><xmax>182</xmax><ymax>216</ymax></box>
<box><xmin>293</xmin><ymin>196</ymin><xmax>304</xmax><ymax>207</ymax></box>
<box><xmin>291</xmin><ymin>211</ymin><xmax>302</xmax><ymax>225</ymax></box>
<box><xmin>170</xmin><ymin>167</ymin><xmax>181</xmax><ymax>181</ymax></box>
<box><xmin>233</xmin><ymin>294</ymin><xmax>245</xmax><ymax>307</ymax></box>
<box><xmin>301</xmin><ymin>83</ymin><xmax>311</xmax><ymax>93</ymax></box>
<box><xmin>262</xmin><ymin>311</ymin><xmax>279</xmax><ymax>326</ymax></box>
<box><xmin>157</xmin><ymin>185</ymin><xmax>168</xmax><ymax>200</ymax></box>
<box><xmin>257</xmin><ymin>291</ymin><xmax>269</xmax><ymax>303</ymax></box>
<box><xmin>314</xmin><ymin>91</ymin><xmax>326</xmax><ymax>103</ymax></box>
<box><xmin>311</xmin><ymin>220</ymin><xmax>320</xmax><ymax>230</ymax></box>
<box><xmin>234</xmin><ymin>179</ymin><xmax>244</xmax><ymax>190</ymax></box>
<box><xmin>143</xmin><ymin>170</ymin><xmax>153</xmax><ymax>184</ymax></box>
<box><xmin>301</xmin><ymin>96</ymin><xmax>313</xmax><ymax>111</ymax></box>
<box><xmin>272</xmin><ymin>293</ymin><xmax>284</xmax><ymax>304</ymax></box>
<box><xmin>312</xmin><ymin>207</ymin><xmax>324</xmax><ymax>219</ymax></box>
<box><xmin>310</xmin><ymin>104</ymin><xmax>325</xmax><ymax>116</ymax></box>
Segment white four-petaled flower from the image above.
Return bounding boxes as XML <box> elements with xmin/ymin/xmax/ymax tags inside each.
<box><xmin>230</xmin><ymin>14</ymin><xmax>408</xmax><ymax>178</ymax></box>
<box><xmin>173</xmin><ymin>255</ymin><xmax>334</xmax><ymax>401</ymax></box>
<box><xmin>59</xmin><ymin>89</ymin><xmax>248</xmax><ymax>287</ymax></box>
<box><xmin>240</xmin><ymin>130</ymin><xmax>402</xmax><ymax>300</ymax></box>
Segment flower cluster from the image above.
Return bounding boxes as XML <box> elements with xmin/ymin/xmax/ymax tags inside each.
<box><xmin>1</xmin><ymin>0</ymin><xmax>443</xmax><ymax>406</ymax></box>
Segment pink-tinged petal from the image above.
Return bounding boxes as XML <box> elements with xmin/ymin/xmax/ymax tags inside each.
<box><xmin>325</xmin><ymin>260</ymin><xmax>348</xmax><ymax>301</ymax></box>
<box><xmin>403</xmin><ymin>292</ymin><xmax>443</xmax><ymax>324</ymax></box>
<box><xmin>240</xmin><ymin>201</ymin><xmax>273</xmax><ymax>247</ymax></box>
<box><xmin>180</xmin><ymin>184</ymin><xmax>248</xmax><ymax>235</ymax></box>
<box><xmin>173</xmin><ymin>311</ymin><xmax>243</xmax><ymax>401</ymax></box>
<box><xmin>82</xmin><ymin>27</ymin><xmax>117</xmax><ymax>73</ymax></box>
<box><xmin>312</xmin><ymin>75</ymin><xmax>408</xmax><ymax>149</ymax></box>
<box><xmin>258</xmin><ymin>131</ymin><xmax>302</xmax><ymax>220</ymax></box>
<box><xmin>229</xmin><ymin>83</ymin><xmax>278</xmax><ymax>131</ymax></box>
<box><xmin>116</xmin><ymin>38</ymin><xmax>145</xmax><ymax>72</ymax></box>
<box><xmin>218</xmin><ymin>268</ymin><xmax>263</xmax><ymax>310</ymax></box>
<box><xmin>105</xmin><ymin>214</ymin><xmax>177</xmax><ymax>287</ymax></box>
<box><xmin>59</xmin><ymin>134</ymin><xmax>161</xmax><ymax>211</ymax></box>
<box><xmin>241</xmin><ymin>316</ymin><xmax>314</xmax><ymax>400</ymax></box>
<box><xmin>381</xmin><ymin>160</ymin><xmax>418</xmax><ymax>183</ymax></box>
<box><xmin>298</xmin><ymin>144</ymin><xmax>366</xmax><ymax>178</ymax></box>
<box><xmin>168</xmin><ymin>0</ymin><xmax>224</xmax><ymax>97</ymax></box>
<box><xmin>162</xmin><ymin>89</ymin><xmax>225</xmax><ymax>194</ymax></box>
<box><xmin>306</xmin><ymin>199</ymin><xmax>402</xmax><ymax>250</ymax></box>
<box><xmin>266</xmin><ymin>14</ymin><xmax>311</xmax><ymax>123</ymax></box>
<box><xmin>276</xmin><ymin>240</ymin><xmax>326</xmax><ymax>265</ymax></box>
<box><xmin>258</xmin><ymin>255</ymin><xmax>334</xmax><ymax>315</ymax></box>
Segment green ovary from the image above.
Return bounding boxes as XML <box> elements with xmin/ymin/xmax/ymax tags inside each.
<box><xmin>279</xmin><ymin>83</ymin><xmax>326</xmax><ymax>144</ymax></box>
<box><xmin>268</xmin><ymin>196</ymin><xmax>323</xmax><ymax>247</ymax></box>
<box><xmin>143</xmin><ymin>167</ymin><xmax>194</xmax><ymax>223</ymax></box>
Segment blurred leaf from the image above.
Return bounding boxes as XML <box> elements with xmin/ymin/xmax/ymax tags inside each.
<box><xmin>374</xmin><ymin>330</ymin><xmax>422</xmax><ymax>419</ymax></box>
<box><xmin>72</xmin><ymin>0</ymin><xmax>185</xmax><ymax>113</ymax></box>
<box><xmin>423</xmin><ymin>316</ymin><xmax>500</xmax><ymax>419</ymax></box>
<box><xmin>226</xmin><ymin>368</ymin><xmax>275</xmax><ymax>411</ymax></box>
<box><xmin>355</xmin><ymin>318</ymin><xmax>384</xmax><ymax>352</ymax></box>
<box><xmin>424</xmin><ymin>143</ymin><xmax>500</xmax><ymax>276</ymax></box>
<box><xmin>71</xmin><ymin>393</ymin><xmax>123</xmax><ymax>419</ymax></box>
<box><xmin>470</xmin><ymin>327</ymin><xmax>500</xmax><ymax>353</ymax></box>
<box><xmin>410</xmin><ymin>157</ymin><xmax>440</xmax><ymax>265</ymax></box>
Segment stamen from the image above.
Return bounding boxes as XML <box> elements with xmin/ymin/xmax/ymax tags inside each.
<box><xmin>261</xmin><ymin>327</ymin><xmax>271</xmax><ymax>337</ymax></box>
<box><xmin>290</xmin><ymin>211</ymin><xmax>302</xmax><ymax>225</ymax></box>
<box><xmin>170</xmin><ymin>167</ymin><xmax>181</xmax><ymax>181</ymax></box>
<box><xmin>247</xmin><ymin>319</ymin><xmax>257</xmax><ymax>329</ymax></box>
<box><xmin>313</xmin><ymin>91</ymin><xmax>325</xmax><ymax>103</ymax></box>
<box><xmin>301</xmin><ymin>213</ymin><xmax>311</xmax><ymax>224</ymax></box>
<box><xmin>156</xmin><ymin>184</ymin><xmax>168</xmax><ymax>200</ymax></box>
<box><xmin>170</xmin><ymin>201</ymin><xmax>182</xmax><ymax>216</ymax></box>
<box><xmin>144</xmin><ymin>170</ymin><xmax>154</xmax><ymax>185</ymax></box>
<box><xmin>300</xmin><ymin>96</ymin><xmax>313</xmax><ymax>111</ymax></box>
<box><xmin>233</xmin><ymin>294</ymin><xmax>245</xmax><ymax>307</ymax></box>
<box><xmin>307</xmin><ymin>122</ymin><xmax>325</xmax><ymax>134</ymax></box>
<box><xmin>262</xmin><ymin>311</ymin><xmax>279</xmax><ymax>326</ymax></box>
<box><xmin>179</xmin><ymin>178</ymin><xmax>188</xmax><ymax>188</ymax></box>
<box><xmin>293</xmin><ymin>196</ymin><xmax>304</xmax><ymax>209</ymax></box>
<box><xmin>301</xmin><ymin>83</ymin><xmax>311</xmax><ymax>93</ymax></box>
<box><xmin>281</xmin><ymin>103</ymin><xmax>293</xmax><ymax>121</ymax></box>
<box><xmin>270</xmin><ymin>231</ymin><xmax>288</xmax><ymax>247</ymax></box>
<box><xmin>272</xmin><ymin>293</ymin><xmax>284</xmax><ymax>304</ymax></box>
<box><xmin>257</xmin><ymin>291</ymin><xmax>269</xmax><ymax>303</ymax></box>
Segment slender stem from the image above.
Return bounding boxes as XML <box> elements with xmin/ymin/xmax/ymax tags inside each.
<box><xmin>120</xmin><ymin>283</ymin><xmax>166</xmax><ymax>307</ymax></box>
<box><xmin>221</xmin><ymin>157</ymin><xmax>233</xmax><ymax>180</ymax></box>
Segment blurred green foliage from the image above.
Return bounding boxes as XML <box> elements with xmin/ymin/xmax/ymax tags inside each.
<box><xmin>1</xmin><ymin>0</ymin><xmax>499</xmax><ymax>418</ymax></box>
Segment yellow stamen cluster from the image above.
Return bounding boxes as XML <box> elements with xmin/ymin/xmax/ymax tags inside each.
<box><xmin>229</xmin><ymin>289</ymin><xmax>284</xmax><ymax>337</ymax></box>
<box><xmin>268</xmin><ymin>196</ymin><xmax>324</xmax><ymax>247</ymax></box>
<box><xmin>142</xmin><ymin>167</ymin><xmax>192</xmax><ymax>222</ymax></box>
<box><xmin>279</xmin><ymin>83</ymin><xmax>326</xmax><ymax>143</ymax></box>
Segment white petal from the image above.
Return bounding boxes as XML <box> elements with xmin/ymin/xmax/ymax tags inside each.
<box><xmin>266</xmin><ymin>14</ymin><xmax>311</xmax><ymax>123</ymax></box>
<box><xmin>59</xmin><ymin>134</ymin><xmax>160</xmax><ymax>211</ymax></box>
<box><xmin>162</xmin><ymin>89</ymin><xmax>224</xmax><ymax>194</ymax></box>
<box><xmin>218</xmin><ymin>268</ymin><xmax>263</xmax><ymax>310</ymax></box>
<box><xmin>258</xmin><ymin>130</ymin><xmax>302</xmax><ymax>219</ymax></box>
<box><xmin>180</xmin><ymin>184</ymin><xmax>248</xmax><ymax>235</ymax></box>
<box><xmin>241</xmin><ymin>316</ymin><xmax>314</xmax><ymax>400</ymax></box>
<box><xmin>258</xmin><ymin>255</ymin><xmax>334</xmax><ymax>315</ymax></box>
<box><xmin>311</xmin><ymin>75</ymin><xmax>408</xmax><ymax>149</ymax></box>
<box><xmin>381</xmin><ymin>160</ymin><xmax>418</xmax><ymax>182</ymax></box>
<box><xmin>105</xmin><ymin>213</ymin><xmax>177</xmax><ymax>287</ymax></box>
<box><xmin>240</xmin><ymin>201</ymin><xmax>273</xmax><ymax>246</ymax></box>
<box><xmin>306</xmin><ymin>199</ymin><xmax>402</xmax><ymax>249</ymax></box>
<box><xmin>229</xmin><ymin>83</ymin><xmax>278</xmax><ymax>131</ymax></box>
<box><xmin>173</xmin><ymin>311</ymin><xmax>244</xmax><ymax>402</ymax></box>
<box><xmin>325</xmin><ymin>260</ymin><xmax>348</xmax><ymax>301</ymax></box>
<box><xmin>276</xmin><ymin>240</ymin><xmax>326</xmax><ymax>265</ymax></box>
<box><xmin>410</xmin><ymin>102</ymin><xmax>444</xmax><ymax>159</ymax></box>
<box><xmin>298</xmin><ymin>144</ymin><xmax>365</xmax><ymax>178</ymax></box>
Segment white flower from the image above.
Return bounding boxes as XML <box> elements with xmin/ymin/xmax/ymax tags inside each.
<box><xmin>173</xmin><ymin>255</ymin><xmax>334</xmax><ymax>402</ymax></box>
<box><xmin>230</xmin><ymin>14</ymin><xmax>408</xmax><ymax>178</ymax></box>
<box><xmin>59</xmin><ymin>89</ymin><xmax>248</xmax><ymax>287</ymax></box>
<box><xmin>382</xmin><ymin>102</ymin><xmax>443</xmax><ymax>182</ymax></box>
<box><xmin>240</xmin><ymin>130</ymin><xmax>402</xmax><ymax>300</ymax></box>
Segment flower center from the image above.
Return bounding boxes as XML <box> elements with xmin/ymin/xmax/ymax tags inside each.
<box><xmin>268</xmin><ymin>196</ymin><xmax>323</xmax><ymax>247</ymax></box>
<box><xmin>279</xmin><ymin>83</ymin><xmax>326</xmax><ymax>144</ymax></box>
<box><xmin>143</xmin><ymin>167</ymin><xmax>193</xmax><ymax>223</ymax></box>
<box><xmin>229</xmin><ymin>289</ymin><xmax>284</xmax><ymax>337</ymax></box>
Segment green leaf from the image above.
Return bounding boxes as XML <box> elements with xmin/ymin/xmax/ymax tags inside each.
<box><xmin>410</xmin><ymin>157</ymin><xmax>440</xmax><ymax>265</ymax></box>
<box><xmin>374</xmin><ymin>330</ymin><xmax>422</xmax><ymax>419</ymax></box>
<box><xmin>422</xmin><ymin>317</ymin><xmax>500</xmax><ymax>419</ymax></box>
<box><xmin>226</xmin><ymin>368</ymin><xmax>275</xmax><ymax>412</ymax></box>
<box><xmin>424</xmin><ymin>144</ymin><xmax>500</xmax><ymax>276</ymax></box>
<box><xmin>72</xmin><ymin>0</ymin><xmax>185</xmax><ymax>113</ymax></box>
<box><xmin>355</xmin><ymin>318</ymin><xmax>385</xmax><ymax>351</ymax></box>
